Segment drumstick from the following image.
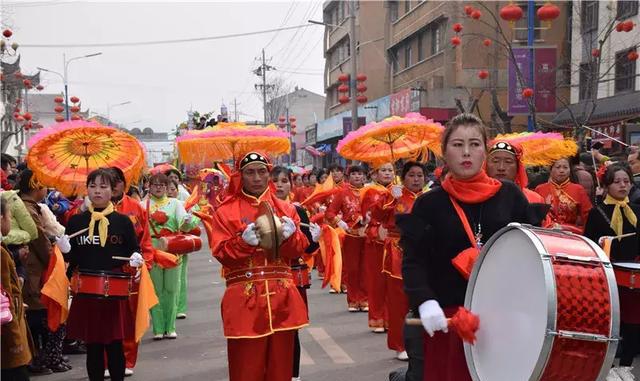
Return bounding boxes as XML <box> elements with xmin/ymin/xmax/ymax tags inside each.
<box><xmin>112</xmin><ymin>256</ymin><xmax>132</xmax><ymax>261</ymax></box>
<box><xmin>67</xmin><ymin>227</ymin><xmax>90</xmax><ymax>239</ymax></box>
<box><xmin>405</xmin><ymin>318</ymin><xmax>453</xmax><ymax>326</ymax></box>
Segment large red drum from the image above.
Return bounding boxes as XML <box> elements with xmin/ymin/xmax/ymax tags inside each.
<box><xmin>291</xmin><ymin>264</ymin><xmax>311</xmax><ymax>288</ymax></box>
<box><xmin>159</xmin><ymin>234</ymin><xmax>202</xmax><ymax>255</ymax></box>
<box><xmin>71</xmin><ymin>270</ymin><xmax>132</xmax><ymax>300</ymax></box>
<box><xmin>464</xmin><ymin>223</ymin><xmax>619</xmax><ymax>381</ymax></box>
<box><xmin>612</xmin><ymin>262</ymin><xmax>640</xmax><ymax>289</ymax></box>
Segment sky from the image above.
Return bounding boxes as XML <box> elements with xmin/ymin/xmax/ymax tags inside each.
<box><xmin>3</xmin><ymin>0</ymin><xmax>326</xmax><ymax>132</ymax></box>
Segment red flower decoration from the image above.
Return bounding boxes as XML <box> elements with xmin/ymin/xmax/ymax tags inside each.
<box><xmin>151</xmin><ymin>210</ymin><xmax>169</xmax><ymax>225</ymax></box>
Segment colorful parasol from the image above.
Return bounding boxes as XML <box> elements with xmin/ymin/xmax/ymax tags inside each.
<box><xmin>176</xmin><ymin>122</ymin><xmax>291</xmax><ymax>164</ymax></box>
<box><xmin>26</xmin><ymin>126</ymin><xmax>146</xmax><ymax>197</ymax></box>
<box><xmin>491</xmin><ymin>132</ymin><xmax>578</xmax><ymax>166</ymax></box>
<box><xmin>149</xmin><ymin>163</ymin><xmax>179</xmax><ymax>175</ymax></box>
<box><xmin>337</xmin><ymin>112</ymin><xmax>445</xmax><ymax>166</ymax></box>
<box><xmin>27</xmin><ymin>120</ymin><xmax>106</xmax><ymax>149</ymax></box>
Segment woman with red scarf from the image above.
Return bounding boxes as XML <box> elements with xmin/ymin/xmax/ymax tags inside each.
<box><xmin>400</xmin><ymin>114</ymin><xmax>545</xmax><ymax>381</ymax></box>
<box><xmin>535</xmin><ymin>157</ymin><xmax>592</xmax><ymax>234</ymax></box>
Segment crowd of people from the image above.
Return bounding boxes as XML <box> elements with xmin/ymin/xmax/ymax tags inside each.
<box><xmin>1</xmin><ymin>112</ymin><xmax>639</xmax><ymax>381</ymax></box>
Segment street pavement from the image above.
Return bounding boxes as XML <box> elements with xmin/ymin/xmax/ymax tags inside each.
<box><xmin>42</xmin><ymin>243</ymin><xmax>640</xmax><ymax>380</ymax></box>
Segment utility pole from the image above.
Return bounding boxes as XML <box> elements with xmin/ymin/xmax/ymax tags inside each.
<box><xmin>233</xmin><ymin>98</ymin><xmax>238</xmax><ymax>122</ymax></box>
<box><xmin>254</xmin><ymin>49</ymin><xmax>275</xmax><ymax>126</ymax></box>
<box><xmin>349</xmin><ymin>0</ymin><xmax>359</xmax><ymax>133</ymax></box>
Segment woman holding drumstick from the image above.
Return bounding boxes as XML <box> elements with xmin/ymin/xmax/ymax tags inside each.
<box><xmin>61</xmin><ymin>168</ymin><xmax>143</xmax><ymax>381</ymax></box>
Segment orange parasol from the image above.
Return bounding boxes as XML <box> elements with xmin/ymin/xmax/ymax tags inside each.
<box><xmin>337</xmin><ymin>112</ymin><xmax>445</xmax><ymax>166</ymax></box>
<box><xmin>176</xmin><ymin>122</ymin><xmax>291</xmax><ymax>164</ymax></box>
<box><xmin>491</xmin><ymin>132</ymin><xmax>578</xmax><ymax>166</ymax></box>
<box><xmin>26</xmin><ymin>126</ymin><xmax>146</xmax><ymax>197</ymax></box>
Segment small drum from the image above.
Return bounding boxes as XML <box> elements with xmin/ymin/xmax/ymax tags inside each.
<box><xmin>291</xmin><ymin>264</ymin><xmax>311</xmax><ymax>288</ymax></box>
<box><xmin>158</xmin><ymin>234</ymin><xmax>202</xmax><ymax>255</ymax></box>
<box><xmin>612</xmin><ymin>262</ymin><xmax>640</xmax><ymax>289</ymax></box>
<box><xmin>71</xmin><ymin>270</ymin><xmax>132</xmax><ymax>300</ymax></box>
<box><xmin>464</xmin><ymin>223</ymin><xmax>619</xmax><ymax>381</ymax></box>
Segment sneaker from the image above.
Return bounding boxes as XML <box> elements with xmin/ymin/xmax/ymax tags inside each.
<box><xmin>360</xmin><ymin>305</ymin><xmax>369</xmax><ymax>312</ymax></box>
<box><xmin>28</xmin><ymin>365</ymin><xmax>52</xmax><ymax>375</ymax></box>
<box><xmin>105</xmin><ymin>369</ymin><xmax>111</xmax><ymax>379</ymax></box>
<box><xmin>614</xmin><ymin>367</ymin><xmax>636</xmax><ymax>381</ymax></box>
<box><xmin>125</xmin><ymin>368</ymin><xmax>134</xmax><ymax>377</ymax></box>
<box><xmin>607</xmin><ymin>368</ymin><xmax>623</xmax><ymax>381</ymax></box>
<box><xmin>153</xmin><ymin>333</ymin><xmax>164</xmax><ymax>340</ymax></box>
<box><xmin>176</xmin><ymin>313</ymin><xmax>187</xmax><ymax>319</ymax></box>
<box><xmin>164</xmin><ymin>331</ymin><xmax>178</xmax><ymax>339</ymax></box>
<box><xmin>292</xmin><ymin>377</ymin><xmax>302</xmax><ymax>381</ymax></box>
<box><xmin>372</xmin><ymin>327</ymin><xmax>386</xmax><ymax>333</ymax></box>
<box><xmin>348</xmin><ymin>306</ymin><xmax>359</xmax><ymax>312</ymax></box>
<box><xmin>317</xmin><ymin>273</ymin><xmax>324</xmax><ymax>280</ymax></box>
<box><xmin>396</xmin><ymin>351</ymin><xmax>409</xmax><ymax>361</ymax></box>
<box><xmin>329</xmin><ymin>288</ymin><xmax>337</xmax><ymax>294</ymax></box>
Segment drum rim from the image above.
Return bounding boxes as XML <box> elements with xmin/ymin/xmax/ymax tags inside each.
<box><xmin>74</xmin><ymin>269</ymin><xmax>132</xmax><ymax>279</ymax></box>
<box><xmin>463</xmin><ymin>223</ymin><xmax>558</xmax><ymax>381</ymax></box>
<box><xmin>612</xmin><ymin>262</ymin><xmax>640</xmax><ymax>270</ymax></box>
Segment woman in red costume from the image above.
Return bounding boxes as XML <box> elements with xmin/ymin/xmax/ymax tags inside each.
<box><xmin>535</xmin><ymin>157</ymin><xmax>592</xmax><ymax>234</ymax></box>
<box><xmin>400</xmin><ymin>114</ymin><xmax>546</xmax><ymax>381</ymax></box>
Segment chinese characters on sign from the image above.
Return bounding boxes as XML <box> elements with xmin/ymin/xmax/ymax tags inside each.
<box><xmin>390</xmin><ymin>88</ymin><xmax>420</xmax><ymax>116</ymax></box>
<box><xmin>508</xmin><ymin>47</ymin><xmax>557</xmax><ymax>115</ymax></box>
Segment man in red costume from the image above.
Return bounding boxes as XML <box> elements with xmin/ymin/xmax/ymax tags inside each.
<box><xmin>108</xmin><ymin>167</ymin><xmax>155</xmax><ymax>376</ymax></box>
<box><xmin>209</xmin><ymin>152</ymin><xmax>309</xmax><ymax>381</ymax></box>
<box><xmin>325</xmin><ymin>165</ymin><xmax>368</xmax><ymax>312</ymax></box>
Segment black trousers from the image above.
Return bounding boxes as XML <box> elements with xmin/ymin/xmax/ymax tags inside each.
<box><xmin>25</xmin><ymin>309</ymin><xmax>48</xmax><ymax>367</ymax></box>
<box><xmin>1</xmin><ymin>365</ymin><xmax>30</xmax><ymax>381</ymax></box>
<box><xmin>293</xmin><ymin>330</ymin><xmax>301</xmax><ymax>377</ymax></box>
<box><xmin>86</xmin><ymin>341</ymin><xmax>125</xmax><ymax>381</ymax></box>
<box><xmin>620</xmin><ymin>323</ymin><xmax>640</xmax><ymax>366</ymax></box>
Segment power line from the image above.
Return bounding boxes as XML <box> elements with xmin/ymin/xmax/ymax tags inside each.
<box><xmin>21</xmin><ymin>24</ymin><xmax>311</xmax><ymax>48</ymax></box>
<box><xmin>263</xmin><ymin>1</ymin><xmax>298</xmax><ymax>50</ymax></box>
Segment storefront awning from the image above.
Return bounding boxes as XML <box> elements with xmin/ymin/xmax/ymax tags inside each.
<box><xmin>552</xmin><ymin>92</ymin><xmax>640</xmax><ymax>125</ymax></box>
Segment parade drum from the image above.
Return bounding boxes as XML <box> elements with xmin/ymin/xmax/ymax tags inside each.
<box><xmin>291</xmin><ymin>263</ymin><xmax>311</xmax><ymax>288</ymax></box>
<box><xmin>612</xmin><ymin>262</ymin><xmax>640</xmax><ymax>289</ymax></box>
<box><xmin>158</xmin><ymin>234</ymin><xmax>202</xmax><ymax>255</ymax></box>
<box><xmin>71</xmin><ymin>270</ymin><xmax>132</xmax><ymax>300</ymax></box>
<box><xmin>464</xmin><ymin>223</ymin><xmax>619</xmax><ymax>381</ymax></box>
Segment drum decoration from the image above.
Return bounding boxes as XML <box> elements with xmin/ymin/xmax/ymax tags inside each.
<box><xmin>464</xmin><ymin>224</ymin><xmax>619</xmax><ymax>381</ymax></box>
<box><xmin>71</xmin><ymin>270</ymin><xmax>132</xmax><ymax>299</ymax></box>
<box><xmin>158</xmin><ymin>234</ymin><xmax>202</xmax><ymax>255</ymax></box>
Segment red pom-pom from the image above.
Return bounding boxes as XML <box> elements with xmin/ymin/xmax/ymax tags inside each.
<box><xmin>151</xmin><ymin>210</ymin><xmax>169</xmax><ymax>225</ymax></box>
<box><xmin>448</xmin><ymin>307</ymin><xmax>480</xmax><ymax>344</ymax></box>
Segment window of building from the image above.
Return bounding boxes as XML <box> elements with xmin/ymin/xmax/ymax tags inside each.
<box><xmin>617</xmin><ymin>0</ymin><xmax>639</xmax><ymax>19</ymax></box>
<box><xmin>390</xmin><ymin>1</ymin><xmax>399</xmax><ymax>22</ymax></box>
<box><xmin>391</xmin><ymin>48</ymin><xmax>399</xmax><ymax>73</ymax></box>
<box><xmin>581</xmin><ymin>1</ymin><xmax>598</xmax><ymax>34</ymax></box>
<box><xmin>418</xmin><ymin>32</ymin><xmax>425</xmax><ymax>61</ymax></box>
<box><xmin>405</xmin><ymin>0</ymin><xmax>411</xmax><ymax>14</ymax></box>
<box><xmin>615</xmin><ymin>48</ymin><xmax>637</xmax><ymax>93</ymax></box>
<box><xmin>405</xmin><ymin>43</ymin><xmax>412</xmax><ymax>68</ymax></box>
<box><xmin>430</xmin><ymin>21</ymin><xmax>443</xmax><ymax>55</ymax></box>
<box><xmin>579</xmin><ymin>61</ymin><xmax>597</xmax><ymax>100</ymax></box>
<box><xmin>514</xmin><ymin>3</ymin><xmax>541</xmax><ymax>41</ymax></box>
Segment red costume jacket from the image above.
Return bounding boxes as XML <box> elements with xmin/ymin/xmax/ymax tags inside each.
<box><xmin>381</xmin><ymin>188</ymin><xmax>420</xmax><ymax>279</ymax></box>
<box><xmin>361</xmin><ymin>184</ymin><xmax>392</xmax><ymax>243</ymax></box>
<box><xmin>535</xmin><ymin>180</ymin><xmax>592</xmax><ymax>233</ymax></box>
<box><xmin>325</xmin><ymin>184</ymin><xmax>364</xmax><ymax>234</ymax></box>
<box><xmin>114</xmin><ymin>195</ymin><xmax>155</xmax><ymax>268</ymax></box>
<box><xmin>210</xmin><ymin>188</ymin><xmax>309</xmax><ymax>338</ymax></box>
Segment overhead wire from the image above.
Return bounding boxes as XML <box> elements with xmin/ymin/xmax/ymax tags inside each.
<box><xmin>263</xmin><ymin>1</ymin><xmax>298</xmax><ymax>50</ymax></box>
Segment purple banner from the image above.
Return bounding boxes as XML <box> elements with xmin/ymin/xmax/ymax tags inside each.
<box><xmin>534</xmin><ymin>47</ymin><xmax>557</xmax><ymax>113</ymax></box>
<box><xmin>508</xmin><ymin>48</ymin><xmax>532</xmax><ymax>115</ymax></box>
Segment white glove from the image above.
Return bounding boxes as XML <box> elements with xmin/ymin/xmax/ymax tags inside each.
<box><xmin>129</xmin><ymin>252</ymin><xmax>144</xmax><ymax>268</ymax></box>
<box><xmin>134</xmin><ymin>269</ymin><xmax>141</xmax><ymax>283</ymax></box>
<box><xmin>378</xmin><ymin>226</ymin><xmax>388</xmax><ymax>241</ymax></box>
<box><xmin>391</xmin><ymin>185</ymin><xmax>403</xmax><ymax>199</ymax></box>
<box><xmin>79</xmin><ymin>196</ymin><xmax>91</xmax><ymax>212</ymax></box>
<box><xmin>337</xmin><ymin>220</ymin><xmax>349</xmax><ymax>231</ymax></box>
<box><xmin>182</xmin><ymin>213</ymin><xmax>194</xmax><ymax>223</ymax></box>
<box><xmin>55</xmin><ymin>235</ymin><xmax>71</xmax><ymax>254</ymax></box>
<box><xmin>242</xmin><ymin>223</ymin><xmax>260</xmax><ymax>246</ymax></box>
<box><xmin>319</xmin><ymin>205</ymin><xmax>327</xmax><ymax>213</ymax></box>
<box><xmin>309</xmin><ymin>223</ymin><xmax>321</xmax><ymax>243</ymax></box>
<box><xmin>281</xmin><ymin>216</ymin><xmax>296</xmax><ymax>240</ymax></box>
<box><xmin>363</xmin><ymin>211</ymin><xmax>371</xmax><ymax>226</ymax></box>
<box><xmin>418</xmin><ymin>299</ymin><xmax>448</xmax><ymax>337</ymax></box>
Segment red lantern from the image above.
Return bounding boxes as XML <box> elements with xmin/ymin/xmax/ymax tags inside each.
<box><xmin>24</xmin><ymin>122</ymin><xmax>32</xmax><ymax>130</ymax></box>
<box><xmin>622</xmin><ymin>20</ymin><xmax>635</xmax><ymax>32</ymax></box>
<box><xmin>478</xmin><ymin>70</ymin><xmax>489</xmax><ymax>79</ymax></box>
<box><xmin>591</xmin><ymin>48</ymin><xmax>600</xmax><ymax>58</ymax></box>
<box><xmin>483</xmin><ymin>38</ymin><xmax>492</xmax><ymax>47</ymax></box>
<box><xmin>356</xmin><ymin>95</ymin><xmax>368</xmax><ymax>104</ymax></box>
<box><xmin>55</xmin><ymin>115</ymin><xmax>65</xmax><ymax>122</ymax></box>
<box><xmin>70</xmin><ymin>106</ymin><xmax>81</xmax><ymax>113</ymax></box>
<box><xmin>70</xmin><ymin>96</ymin><xmax>80</xmax><ymax>103</ymax></box>
<box><xmin>471</xmin><ymin>10</ymin><xmax>481</xmax><ymax>19</ymax></box>
<box><xmin>278</xmin><ymin>116</ymin><xmax>286</xmax><ymax>122</ymax></box>
<box><xmin>14</xmin><ymin>72</ymin><xmax>22</xmax><ymax>79</ymax></box>
<box><xmin>54</xmin><ymin>105</ymin><xmax>64</xmax><ymax>113</ymax></box>
<box><xmin>289</xmin><ymin>116</ymin><xmax>296</xmax><ymax>123</ymax></box>
<box><xmin>628</xmin><ymin>51</ymin><xmax>639</xmax><ymax>61</ymax></box>
<box><xmin>616</xmin><ymin>22</ymin><xmax>625</xmax><ymax>32</ymax></box>
<box><xmin>22</xmin><ymin>79</ymin><xmax>31</xmax><ymax>87</ymax></box>
<box><xmin>451</xmin><ymin>36</ymin><xmax>461</xmax><ymax>46</ymax></box>
<box><xmin>338</xmin><ymin>84</ymin><xmax>349</xmax><ymax>93</ymax></box>
<box><xmin>15</xmin><ymin>115</ymin><xmax>24</xmax><ymax>122</ymax></box>
<box><xmin>14</xmin><ymin>107</ymin><xmax>19</xmax><ymax>113</ymax></box>
<box><xmin>464</xmin><ymin>5</ymin><xmax>474</xmax><ymax>16</ymax></box>
<box><xmin>453</xmin><ymin>23</ymin><xmax>463</xmax><ymax>33</ymax></box>
<box><xmin>54</xmin><ymin>96</ymin><xmax>64</xmax><ymax>103</ymax></box>
<box><xmin>537</xmin><ymin>3</ymin><xmax>560</xmax><ymax>23</ymax></box>
<box><xmin>23</xmin><ymin>112</ymin><xmax>32</xmax><ymax>121</ymax></box>
<box><xmin>2</xmin><ymin>29</ymin><xmax>12</xmax><ymax>38</ymax></box>
<box><xmin>356</xmin><ymin>73</ymin><xmax>367</xmax><ymax>82</ymax></box>
<box><xmin>339</xmin><ymin>95</ymin><xmax>350</xmax><ymax>104</ymax></box>
<box><xmin>522</xmin><ymin>88</ymin><xmax>534</xmax><ymax>98</ymax></box>
<box><xmin>36</xmin><ymin>84</ymin><xmax>44</xmax><ymax>91</ymax></box>
<box><xmin>71</xmin><ymin>114</ymin><xmax>81</xmax><ymax>121</ymax></box>
<box><xmin>356</xmin><ymin>83</ymin><xmax>367</xmax><ymax>92</ymax></box>
<box><xmin>499</xmin><ymin>4</ymin><xmax>524</xmax><ymax>22</ymax></box>
<box><xmin>338</xmin><ymin>73</ymin><xmax>350</xmax><ymax>82</ymax></box>
<box><xmin>13</xmin><ymin>112</ymin><xmax>19</xmax><ymax>119</ymax></box>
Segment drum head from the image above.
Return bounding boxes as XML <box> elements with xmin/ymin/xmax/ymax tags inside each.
<box><xmin>465</xmin><ymin>227</ymin><xmax>551</xmax><ymax>381</ymax></box>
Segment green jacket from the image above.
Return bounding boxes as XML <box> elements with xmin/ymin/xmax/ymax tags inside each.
<box><xmin>1</xmin><ymin>191</ymin><xmax>37</xmax><ymax>245</ymax></box>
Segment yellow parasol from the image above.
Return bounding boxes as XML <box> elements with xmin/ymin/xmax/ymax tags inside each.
<box><xmin>491</xmin><ymin>132</ymin><xmax>579</xmax><ymax>166</ymax></box>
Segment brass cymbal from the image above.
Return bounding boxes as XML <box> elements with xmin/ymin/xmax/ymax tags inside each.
<box><xmin>255</xmin><ymin>201</ymin><xmax>283</xmax><ymax>260</ymax></box>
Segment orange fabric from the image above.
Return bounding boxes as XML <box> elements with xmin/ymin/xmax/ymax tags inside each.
<box><xmin>153</xmin><ymin>249</ymin><xmax>179</xmax><ymax>269</ymax></box>
<box><xmin>40</xmin><ymin>246</ymin><xmax>69</xmax><ymax>331</ymax></box>
<box><xmin>115</xmin><ymin>195</ymin><xmax>155</xmax><ymax>269</ymax></box>
<box><xmin>442</xmin><ymin>170</ymin><xmax>502</xmax><ymax>204</ymax></box>
<box><xmin>211</xmin><ymin>188</ymin><xmax>309</xmax><ymax>338</ymax></box>
<box><xmin>134</xmin><ymin>264</ymin><xmax>159</xmax><ymax>342</ymax></box>
<box><xmin>319</xmin><ymin>225</ymin><xmax>343</xmax><ymax>291</ymax></box>
<box><xmin>449</xmin><ymin>196</ymin><xmax>481</xmax><ymax>280</ymax></box>
<box><xmin>301</xmin><ymin>175</ymin><xmax>338</xmax><ymax>207</ymax></box>
<box><xmin>535</xmin><ymin>180</ymin><xmax>593</xmax><ymax>232</ymax></box>
<box><xmin>183</xmin><ymin>184</ymin><xmax>200</xmax><ymax>211</ymax></box>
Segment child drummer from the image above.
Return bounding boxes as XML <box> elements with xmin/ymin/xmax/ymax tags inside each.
<box><xmin>58</xmin><ymin>168</ymin><xmax>143</xmax><ymax>381</ymax></box>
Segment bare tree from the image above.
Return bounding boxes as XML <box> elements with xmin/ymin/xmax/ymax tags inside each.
<box><xmin>263</xmin><ymin>76</ymin><xmax>292</xmax><ymax>125</ymax></box>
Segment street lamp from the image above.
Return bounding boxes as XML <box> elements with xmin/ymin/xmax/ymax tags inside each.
<box><xmin>107</xmin><ymin>100</ymin><xmax>132</xmax><ymax>124</ymax></box>
<box><xmin>37</xmin><ymin>52</ymin><xmax>102</xmax><ymax>120</ymax></box>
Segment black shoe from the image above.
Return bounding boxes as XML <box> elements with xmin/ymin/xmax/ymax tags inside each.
<box><xmin>28</xmin><ymin>365</ymin><xmax>53</xmax><ymax>375</ymax></box>
<box><xmin>49</xmin><ymin>363</ymin><xmax>70</xmax><ymax>373</ymax></box>
<box><xmin>62</xmin><ymin>361</ymin><xmax>73</xmax><ymax>370</ymax></box>
<box><xmin>62</xmin><ymin>355</ymin><xmax>70</xmax><ymax>362</ymax></box>
<box><xmin>63</xmin><ymin>341</ymin><xmax>87</xmax><ymax>354</ymax></box>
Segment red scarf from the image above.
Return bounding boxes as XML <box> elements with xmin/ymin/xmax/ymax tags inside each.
<box><xmin>442</xmin><ymin>170</ymin><xmax>502</xmax><ymax>204</ymax></box>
